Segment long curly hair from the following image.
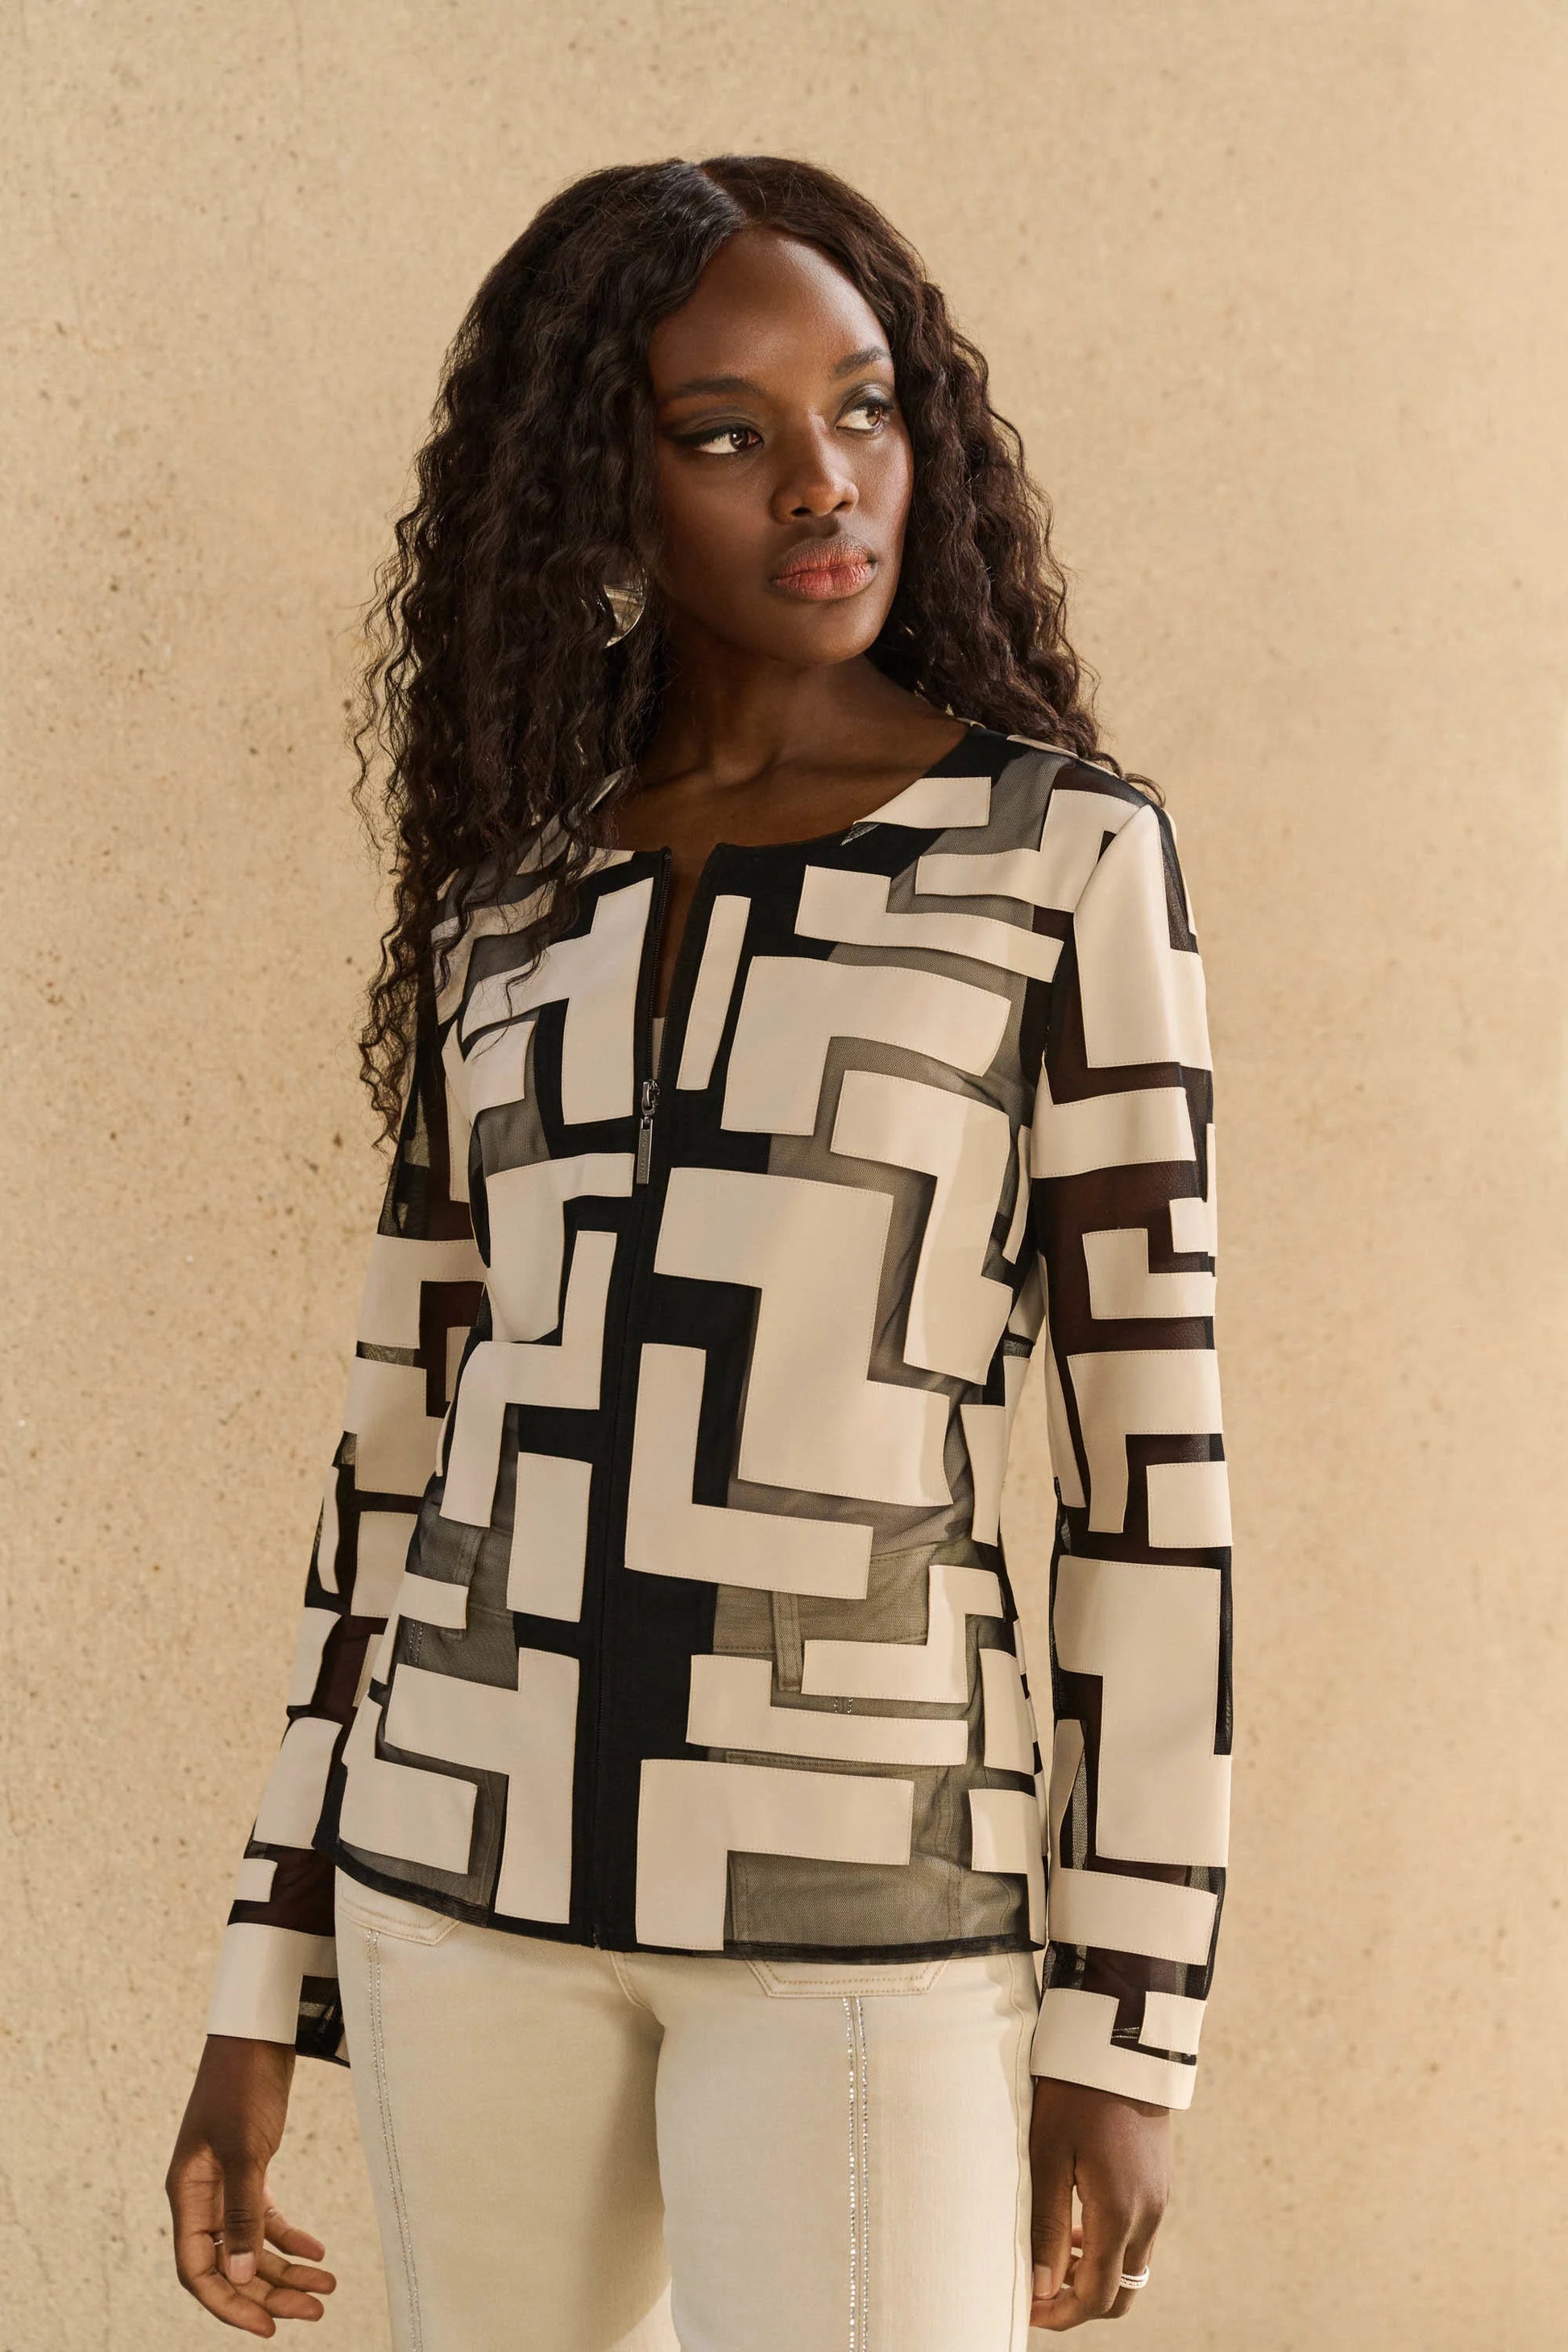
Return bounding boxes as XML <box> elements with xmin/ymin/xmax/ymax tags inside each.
<box><xmin>348</xmin><ymin>152</ymin><xmax>1154</xmax><ymax>1144</ymax></box>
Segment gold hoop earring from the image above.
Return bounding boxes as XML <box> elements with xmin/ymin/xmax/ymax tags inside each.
<box><xmin>603</xmin><ymin>561</ymin><xmax>648</xmax><ymax>646</ymax></box>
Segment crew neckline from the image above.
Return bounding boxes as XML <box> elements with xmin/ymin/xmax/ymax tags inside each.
<box><xmin>589</xmin><ymin>716</ymin><xmax>1019</xmax><ymax>860</ymax></box>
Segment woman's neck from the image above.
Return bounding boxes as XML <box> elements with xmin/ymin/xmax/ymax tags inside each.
<box><xmin>634</xmin><ymin>648</ymin><xmax>945</xmax><ymax>799</ymax></box>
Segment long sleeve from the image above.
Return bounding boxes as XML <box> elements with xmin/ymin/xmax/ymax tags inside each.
<box><xmin>204</xmin><ymin>975</ymin><xmax>485</xmax><ymax>2059</ymax></box>
<box><xmin>1025</xmin><ymin>791</ymin><xmax>1230</xmax><ymax>2109</ymax></box>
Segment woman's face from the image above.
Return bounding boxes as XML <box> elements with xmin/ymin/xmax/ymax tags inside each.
<box><xmin>645</xmin><ymin>226</ymin><xmax>915</xmax><ymax>667</ymax></box>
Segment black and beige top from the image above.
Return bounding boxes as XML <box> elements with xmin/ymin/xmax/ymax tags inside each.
<box><xmin>205</xmin><ymin>724</ymin><xmax>1232</xmax><ymax>2109</ymax></box>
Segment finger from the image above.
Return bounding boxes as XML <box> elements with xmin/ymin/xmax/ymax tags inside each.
<box><xmin>169</xmin><ymin>2150</ymin><xmax>224</xmax><ymax>2287</ymax></box>
<box><xmin>258</xmin><ymin>2250</ymin><xmax>337</xmax><ymax>2293</ymax></box>
<box><xmin>180</xmin><ymin>2251</ymin><xmax>280</xmax><ymax>2337</ymax></box>
<box><xmin>251</xmin><ymin>2269</ymin><xmax>331</xmax><ymax>2324</ymax></box>
<box><xmin>256</xmin><ymin>2247</ymin><xmax>338</xmax><ymax>2302</ymax></box>
<box><xmin>1030</xmin><ymin>2155</ymin><xmax>1076</xmax><ymax>2321</ymax></box>
<box><xmin>169</xmin><ymin>2156</ymin><xmax>278</xmax><ymax>2335</ymax></box>
<box><xmin>1105</xmin><ymin>2210</ymin><xmax>1160</xmax><ymax>2321</ymax></box>
<box><xmin>1064</xmin><ymin>2182</ymin><xmax>1135</xmax><ymax>2323</ymax></box>
<box><xmin>227</xmin><ymin>2260</ymin><xmax>331</xmax><ymax>2331</ymax></box>
<box><xmin>222</xmin><ymin>2155</ymin><xmax>268</xmax><ymax>2290</ymax></box>
<box><xmin>262</xmin><ymin>2192</ymin><xmax>327</xmax><ymax>2263</ymax></box>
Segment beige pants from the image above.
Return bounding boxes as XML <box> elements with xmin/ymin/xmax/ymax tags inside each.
<box><xmin>334</xmin><ymin>1869</ymin><xmax>1040</xmax><ymax>2352</ymax></box>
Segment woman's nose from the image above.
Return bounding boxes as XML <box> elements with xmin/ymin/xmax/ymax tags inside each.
<box><xmin>769</xmin><ymin>421</ymin><xmax>861</xmax><ymax>521</ymax></box>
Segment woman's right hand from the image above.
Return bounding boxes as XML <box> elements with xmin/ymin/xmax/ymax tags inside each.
<box><xmin>166</xmin><ymin>2035</ymin><xmax>338</xmax><ymax>2335</ymax></box>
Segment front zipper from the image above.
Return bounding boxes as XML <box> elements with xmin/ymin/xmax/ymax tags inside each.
<box><xmin>587</xmin><ymin>838</ymin><xmax>745</xmax><ymax>1941</ymax></box>
<box><xmin>634</xmin><ymin>1075</ymin><xmax>661</xmax><ymax>1184</ymax></box>
<box><xmin>586</xmin><ymin>846</ymin><xmax>673</xmax><ymax>1939</ymax></box>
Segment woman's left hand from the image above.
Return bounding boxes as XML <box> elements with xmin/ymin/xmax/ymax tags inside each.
<box><xmin>1028</xmin><ymin>2078</ymin><xmax>1171</xmax><ymax>2328</ymax></box>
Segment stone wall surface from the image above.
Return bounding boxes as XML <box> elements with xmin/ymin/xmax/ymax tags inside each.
<box><xmin>2</xmin><ymin>3</ymin><xmax>1565</xmax><ymax>2346</ymax></box>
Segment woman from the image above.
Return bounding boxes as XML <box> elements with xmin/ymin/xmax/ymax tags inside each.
<box><xmin>167</xmin><ymin>154</ymin><xmax>1231</xmax><ymax>2350</ymax></box>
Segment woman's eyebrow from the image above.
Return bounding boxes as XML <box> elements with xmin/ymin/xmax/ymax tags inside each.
<box><xmin>658</xmin><ymin>343</ymin><xmax>893</xmax><ymax>403</ymax></box>
<box><xmin>660</xmin><ymin>373</ymin><xmax>761</xmax><ymax>402</ymax></box>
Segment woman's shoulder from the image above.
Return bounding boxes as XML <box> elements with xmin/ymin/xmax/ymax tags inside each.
<box><xmin>982</xmin><ymin>727</ymin><xmax>1163</xmax><ymax>819</ymax></box>
<box><xmin>960</xmin><ymin>728</ymin><xmax>1168</xmax><ymax>859</ymax></box>
<box><xmin>940</xmin><ymin>728</ymin><xmax>1180</xmax><ymax>924</ymax></box>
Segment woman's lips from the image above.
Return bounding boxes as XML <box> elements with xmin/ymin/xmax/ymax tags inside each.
<box><xmin>768</xmin><ymin>554</ymin><xmax>877</xmax><ymax>602</ymax></box>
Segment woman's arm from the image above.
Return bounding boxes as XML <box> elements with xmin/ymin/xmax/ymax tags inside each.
<box><xmin>168</xmin><ymin>970</ymin><xmax>484</xmax><ymax>2329</ymax></box>
<box><xmin>1023</xmin><ymin>786</ymin><xmax>1231</xmax><ymax>2326</ymax></box>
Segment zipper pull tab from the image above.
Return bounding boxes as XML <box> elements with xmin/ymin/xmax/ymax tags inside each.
<box><xmin>634</xmin><ymin>1075</ymin><xmax>660</xmax><ymax>1184</ymax></box>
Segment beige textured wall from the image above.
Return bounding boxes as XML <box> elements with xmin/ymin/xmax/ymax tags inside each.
<box><xmin>4</xmin><ymin>4</ymin><xmax>1565</xmax><ymax>2346</ymax></box>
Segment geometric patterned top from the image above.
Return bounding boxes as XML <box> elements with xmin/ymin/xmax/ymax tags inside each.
<box><xmin>205</xmin><ymin>725</ymin><xmax>1231</xmax><ymax>2110</ymax></box>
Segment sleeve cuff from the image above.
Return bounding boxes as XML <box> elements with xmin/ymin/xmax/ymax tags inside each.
<box><xmin>1030</xmin><ymin>1984</ymin><xmax>1201</xmax><ymax>2109</ymax></box>
<box><xmin>205</xmin><ymin>1921</ymin><xmax>338</xmax><ymax>2047</ymax></box>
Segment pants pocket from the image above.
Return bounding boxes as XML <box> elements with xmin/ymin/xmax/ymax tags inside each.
<box><xmin>334</xmin><ymin>1868</ymin><xmax>461</xmax><ymax>1946</ymax></box>
<box><xmin>745</xmin><ymin>1954</ymin><xmax>952</xmax><ymax>1998</ymax></box>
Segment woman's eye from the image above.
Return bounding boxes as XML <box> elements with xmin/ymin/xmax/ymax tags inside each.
<box><xmin>844</xmin><ymin>395</ymin><xmax>895</xmax><ymax>433</ymax></box>
<box><xmin>686</xmin><ymin>424</ymin><xmax>761</xmax><ymax>456</ymax></box>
